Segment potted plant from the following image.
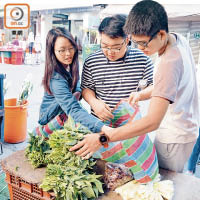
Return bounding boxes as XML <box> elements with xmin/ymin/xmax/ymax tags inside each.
<box><xmin>4</xmin><ymin>74</ymin><xmax>33</xmax><ymax>143</ymax></box>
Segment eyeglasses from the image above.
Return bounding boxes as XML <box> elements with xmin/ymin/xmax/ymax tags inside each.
<box><xmin>101</xmin><ymin>39</ymin><xmax>126</xmax><ymax>53</ymax></box>
<box><xmin>55</xmin><ymin>47</ymin><xmax>75</xmax><ymax>56</ymax></box>
<box><xmin>131</xmin><ymin>31</ymin><xmax>158</xmax><ymax>48</ymax></box>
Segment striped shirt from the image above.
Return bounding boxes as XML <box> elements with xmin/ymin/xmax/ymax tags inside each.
<box><xmin>81</xmin><ymin>47</ymin><xmax>154</xmax><ymax>110</ymax></box>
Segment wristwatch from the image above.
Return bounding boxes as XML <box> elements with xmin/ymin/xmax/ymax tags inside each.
<box><xmin>99</xmin><ymin>133</ymin><xmax>109</xmax><ymax>148</ymax></box>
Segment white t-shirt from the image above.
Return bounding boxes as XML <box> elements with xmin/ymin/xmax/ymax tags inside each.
<box><xmin>152</xmin><ymin>33</ymin><xmax>199</xmax><ymax>144</ymax></box>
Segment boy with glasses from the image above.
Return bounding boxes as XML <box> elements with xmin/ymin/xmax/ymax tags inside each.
<box><xmin>131</xmin><ymin>31</ymin><xmax>159</xmax><ymax>49</ymax></box>
<box><xmin>122</xmin><ymin>0</ymin><xmax>199</xmax><ymax>173</ymax></box>
<box><xmin>72</xmin><ymin>1</ymin><xmax>199</xmax><ymax>174</ymax></box>
<box><xmin>81</xmin><ymin>14</ymin><xmax>154</xmax><ymax>121</ymax></box>
<box><xmin>108</xmin><ymin>0</ymin><xmax>198</xmax><ymax>172</ymax></box>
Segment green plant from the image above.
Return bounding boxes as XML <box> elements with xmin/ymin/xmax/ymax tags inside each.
<box><xmin>3</xmin><ymin>74</ymin><xmax>33</xmax><ymax>104</ymax></box>
<box><xmin>18</xmin><ymin>73</ymin><xmax>33</xmax><ymax>105</ymax></box>
<box><xmin>3</xmin><ymin>79</ymin><xmax>11</xmax><ymax>96</ymax></box>
<box><xmin>25</xmin><ymin>133</ymin><xmax>50</xmax><ymax>168</ymax></box>
<box><xmin>26</xmin><ymin>117</ymin><xmax>104</xmax><ymax>200</ymax></box>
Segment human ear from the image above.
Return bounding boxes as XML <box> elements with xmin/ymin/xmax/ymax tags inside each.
<box><xmin>125</xmin><ymin>37</ymin><xmax>130</xmax><ymax>45</ymax></box>
<box><xmin>159</xmin><ymin>30</ymin><xmax>168</xmax><ymax>42</ymax></box>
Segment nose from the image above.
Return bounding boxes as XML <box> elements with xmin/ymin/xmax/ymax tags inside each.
<box><xmin>138</xmin><ymin>45</ymin><xmax>146</xmax><ymax>50</ymax></box>
<box><xmin>65</xmin><ymin>49</ymin><xmax>71</xmax><ymax>55</ymax></box>
<box><xmin>107</xmin><ymin>49</ymin><xmax>115</xmax><ymax>55</ymax></box>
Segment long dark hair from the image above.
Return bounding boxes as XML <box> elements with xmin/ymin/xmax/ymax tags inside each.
<box><xmin>42</xmin><ymin>27</ymin><xmax>79</xmax><ymax>94</ymax></box>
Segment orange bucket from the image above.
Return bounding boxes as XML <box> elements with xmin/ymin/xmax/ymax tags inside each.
<box><xmin>4</xmin><ymin>98</ymin><xmax>28</xmax><ymax>143</ymax></box>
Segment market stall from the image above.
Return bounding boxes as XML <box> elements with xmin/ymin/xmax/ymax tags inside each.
<box><xmin>0</xmin><ymin>46</ymin><xmax>24</xmax><ymax>65</ymax></box>
<box><xmin>1</xmin><ymin>149</ymin><xmax>200</xmax><ymax>200</ymax></box>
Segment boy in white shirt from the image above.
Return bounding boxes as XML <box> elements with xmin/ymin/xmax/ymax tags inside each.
<box><xmin>71</xmin><ymin>0</ymin><xmax>199</xmax><ymax>173</ymax></box>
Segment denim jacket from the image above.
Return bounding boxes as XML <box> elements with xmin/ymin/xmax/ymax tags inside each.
<box><xmin>38</xmin><ymin>71</ymin><xmax>104</xmax><ymax>133</ymax></box>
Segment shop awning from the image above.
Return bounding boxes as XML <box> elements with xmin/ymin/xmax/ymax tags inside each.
<box><xmin>100</xmin><ymin>4</ymin><xmax>200</xmax><ymax>21</ymax></box>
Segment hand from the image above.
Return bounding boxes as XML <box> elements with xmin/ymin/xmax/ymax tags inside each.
<box><xmin>92</xmin><ymin>99</ymin><xmax>114</xmax><ymax>121</ymax></box>
<box><xmin>128</xmin><ymin>92</ymin><xmax>141</xmax><ymax>106</ymax></box>
<box><xmin>69</xmin><ymin>133</ymin><xmax>101</xmax><ymax>159</ymax></box>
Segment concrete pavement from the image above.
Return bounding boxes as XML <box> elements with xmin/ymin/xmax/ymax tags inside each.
<box><xmin>0</xmin><ymin>63</ymin><xmax>44</xmax><ymax>160</ymax></box>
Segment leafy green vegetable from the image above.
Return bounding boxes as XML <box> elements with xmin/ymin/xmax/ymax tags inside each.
<box><xmin>26</xmin><ymin>116</ymin><xmax>104</xmax><ymax>200</ymax></box>
<box><xmin>25</xmin><ymin>133</ymin><xmax>50</xmax><ymax>168</ymax></box>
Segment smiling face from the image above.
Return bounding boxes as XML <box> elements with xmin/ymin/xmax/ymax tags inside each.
<box><xmin>54</xmin><ymin>36</ymin><xmax>75</xmax><ymax>66</ymax></box>
<box><xmin>100</xmin><ymin>33</ymin><xmax>128</xmax><ymax>61</ymax></box>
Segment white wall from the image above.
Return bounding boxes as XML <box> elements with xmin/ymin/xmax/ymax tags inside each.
<box><xmin>40</xmin><ymin>14</ymin><xmax>53</xmax><ymax>62</ymax></box>
<box><xmin>169</xmin><ymin>21</ymin><xmax>200</xmax><ymax>64</ymax></box>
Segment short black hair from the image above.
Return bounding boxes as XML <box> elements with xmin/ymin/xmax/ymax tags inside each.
<box><xmin>98</xmin><ymin>14</ymin><xmax>127</xmax><ymax>38</ymax></box>
<box><xmin>124</xmin><ymin>0</ymin><xmax>168</xmax><ymax>37</ymax></box>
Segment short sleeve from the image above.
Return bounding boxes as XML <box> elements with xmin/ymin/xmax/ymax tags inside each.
<box><xmin>152</xmin><ymin>53</ymin><xmax>182</xmax><ymax>103</ymax></box>
<box><xmin>81</xmin><ymin>61</ymin><xmax>95</xmax><ymax>91</ymax></box>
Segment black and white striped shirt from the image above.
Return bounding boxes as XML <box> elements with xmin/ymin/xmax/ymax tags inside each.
<box><xmin>81</xmin><ymin>47</ymin><xmax>153</xmax><ymax>109</ymax></box>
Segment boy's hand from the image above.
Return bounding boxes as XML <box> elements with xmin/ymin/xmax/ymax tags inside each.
<box><xmin>70</xmin><ymin>133</ymin><xmax>101</xmax><ymax>159</ymax></box>
<box><xmin>128</xmin><ymin>92</ymin><xmax>141</xmax><ymax>106</ymax></box>
<box><xmin>92</xmin><ymin>99</ymin><xmax>114</xmax><ymax>121</ymax></box>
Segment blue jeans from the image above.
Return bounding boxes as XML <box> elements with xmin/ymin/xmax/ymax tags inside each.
<box><xmin>188</xmin><ymin>128</ymin><xmax>200</xmax><ymax>173</ymax></box>
<box><xmin>29</xmin><ymin>42</ymin><xmax>34</xmax><ymax>54</ymax></box>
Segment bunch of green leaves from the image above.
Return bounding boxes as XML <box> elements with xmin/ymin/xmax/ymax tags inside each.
<box><xmin>46</xmin><ymin>122</ymin><xmax>95</xmax><ymax>169</ymax></box>
<box><xmin>40</xmin><ymin>116</ymin><xmax>104</xmax><ymax>200</ymax></box>
<box><xmin>25</xmin><ymin>133</ymin><xmax>50</xmax><ymax>168</ymax></box>
<box><xmin>40</xmin><ymin>164</ymin><xmax>103</xmax><ymax>200</ymax></box>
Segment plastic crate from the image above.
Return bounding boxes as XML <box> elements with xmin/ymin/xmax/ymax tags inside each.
<box><xmin>11</xmin><ymin>52</ymin><xmax>23</xmax><ymax>65</ymax></box>
<box><xmin>1</xmin><ymin>150</ymin><xmax>56</xmax><ymax>200</ymax></box>
<box><xmin>4</xmin><ymin>57</ymin><xmax>11</xmax><ymax>64</ymax></box>
<box><xmin>11</xmin><ymin>51</ymin><xmax>23</xmax><ymax>58</ymax></box>
<box><xmin>3</xmin><ymin>52</ymin><xmax>12</xmax><ymax>64</ymax></box>
<box><xmin>11</xmin><ymin>57</ymin><xmax>23</xmax><ymax>65</ymax></box>
<box><xmin>4</xmin><ymin>171</ymin><xmax>55</xmax><ymax>200</ymax></box>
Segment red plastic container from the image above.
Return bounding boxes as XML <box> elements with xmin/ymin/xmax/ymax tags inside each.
<box><xmin>3</xmin><ymin>52</ymin><xmax>11</xmax><ymax>64</ymax></box>
<box><xmin>11</xmin><ymin>51</ymin><xmax>23</xmax><ymax>65</ymax></box>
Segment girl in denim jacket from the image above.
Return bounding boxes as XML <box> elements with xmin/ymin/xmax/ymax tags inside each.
<box><xmin>33</xmin><ymin>28</ymin><xmax>109</xmax><ymax>155</ymax></box>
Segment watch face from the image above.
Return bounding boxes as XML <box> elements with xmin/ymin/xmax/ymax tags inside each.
<box><xmin>100</xmin><ymin>135</ymin><xmax>108</xmax><ymax>143</ymax></box>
